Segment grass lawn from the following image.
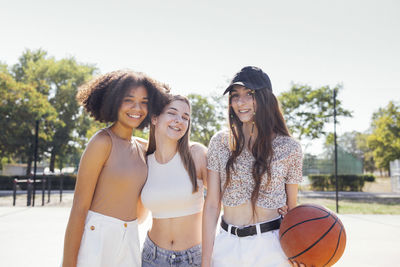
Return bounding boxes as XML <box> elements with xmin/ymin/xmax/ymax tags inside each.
<box><xmin>298</xmin><ymin>197</ymin><xmax>400</xmax><ymax>214</ymax></box>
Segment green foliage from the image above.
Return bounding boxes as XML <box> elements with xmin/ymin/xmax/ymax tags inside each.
<box><xmin>278</xmin><ymin>84</ymin><xmax>352</xmax><ymax>139</ymax></box>
<box><xmin>308</xmin><ymin>174</ymin><xmax>375</xmax><ymax>191</ymax></box>
<box><xmin>0</xmin><ymin>72</ymin><xmax>59</xmax><ymax>164</ymax></box>
<box><xmin>133</xmin><ymin>128</ymin><xmax>149</xmax><ymax>140</ymax></box>
<box><xmin>45</xmin><ymin>58</ymin><xmax>97</xmax><ymax>171</ymax></box>
<box><xmin>367</xmin><ymin>101</ymin><xmax>400</xmax><ymax>171</ymax></box>
<box><xmin>11</xmin><ymin>49</ymin><xmax>53</xmax><ymax>95</ymax></box>
<box><xmin>8</xmin><ymin>49</ymin><xmax>97</xmax><ymax>172</ymax></box>
<box><xmin>188</xmin><ymin>93</ymin><xmax>225</xmax><ymax>145</ymax></box>
<box><xmin>0</xmin><ymin>61</ymin><xmax>9</xmax><ymax>73</ymax></box>
<box><xmin>0</xmin><ymin>49</ymin><xmax>97</xmax><ymax>173</ymax></box>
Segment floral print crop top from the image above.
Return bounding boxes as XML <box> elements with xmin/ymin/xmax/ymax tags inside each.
<box><xmin>207</xmin><ymin>130</ymin><xmax>303</xmax><ymax>209</ymax></box>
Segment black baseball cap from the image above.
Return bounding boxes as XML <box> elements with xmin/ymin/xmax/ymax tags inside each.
<box><xmin>223</xmin><ymin>66</ymin><xmax>272</xmax><ymax>95</ymax></box>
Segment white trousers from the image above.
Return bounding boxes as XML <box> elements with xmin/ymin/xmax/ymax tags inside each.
<box><xmin>212</xmin><ymin>218</ymin><xmax>291</xmax><ymax>267</ymax></box>
<box><xmin>76</xmin><ymin>210</ymin><xmax>141</xmax><ymax>267</ymax></box>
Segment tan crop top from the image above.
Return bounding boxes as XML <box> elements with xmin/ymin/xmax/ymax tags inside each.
<box><xmin>90</xmin><ymin>128</ymin><xmax>147</xmax><ymax>220</ymax></box>
<box><xmin>141</xmin><ymin>152</ymin><xmax>204</xmax><ymax>219</ymax></box>
<box><xmin>207</xmin><ymin>130</ymin><xmax>303</xmax><ymax>209</ymax></box>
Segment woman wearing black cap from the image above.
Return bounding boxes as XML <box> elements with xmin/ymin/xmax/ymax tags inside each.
<box><xmin>202</xmin><ymin>66</ymin><xmax>304</xmax><ymax>267</ymax></box>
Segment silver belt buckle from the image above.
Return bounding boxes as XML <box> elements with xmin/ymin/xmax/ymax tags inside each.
<box><xmin>234</xmin><ymin>226</ymin><xmax>240</xmax><ymax>236</ymax></box>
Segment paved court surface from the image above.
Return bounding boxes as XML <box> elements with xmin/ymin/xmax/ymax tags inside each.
<box><xmin>0</xmin><ymin>206</ymin><xmax>399</xmax><ymax>267</ymax></box>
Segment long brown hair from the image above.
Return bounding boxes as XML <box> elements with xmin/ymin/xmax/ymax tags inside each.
<box><xmin>147</xmin><ymin>95</ymin><xmax>198</xmax><ymax>192</ymax></box>
<box><xmin>225</xmin><ymin>88</ymin><xmax>290</xmax><ymax>215</ymax></box>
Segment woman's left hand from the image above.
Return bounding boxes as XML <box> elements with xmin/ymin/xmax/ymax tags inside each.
<box><xmin>278</xmin><ymin>205</ymin><xmax>288</xmax><ymax>217</ymax></box>
<box><xmin>290</xmin><ymin>260</ymin><xmax>306</xmax><ymax>267</ymax></box>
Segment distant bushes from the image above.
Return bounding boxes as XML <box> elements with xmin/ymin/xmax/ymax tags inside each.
<box><xmin>308</xmin><ymin>174</ymin><xmax>376</xmax><ymax>191</ymax></box>
<box><xmin>0</xmin><ymin>175</ymin><xmax>76</xmax><ymax>190</ymax></box>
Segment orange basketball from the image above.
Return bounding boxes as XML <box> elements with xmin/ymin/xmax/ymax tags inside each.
<box><xmin>279</xmin><ymin>204</ymin><xmax>346</xmax><ymax>267</ymax></box>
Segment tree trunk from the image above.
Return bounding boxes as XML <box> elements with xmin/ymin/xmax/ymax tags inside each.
<box><xmin>26</xmin><ymin>142</ymin><xmax>34</xmax><ymax>175</ymax></box>
<box><xmin>26</xmin><ymin>158</ymin><xmax>32</xmax><ymax>175</ymax></box>
<box><xmin>50</xmin><ymin>149</ymin><xmax>56</xmax><ymax>173</ymax></box>
<box><xmin>58</xmin><ymin>158</ymin><xmax>64</xmax><ymax>174</ymax></box>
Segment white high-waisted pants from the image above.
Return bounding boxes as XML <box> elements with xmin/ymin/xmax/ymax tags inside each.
<box><xmin>212</xmin><ymin>217</ymin><xmax>291</xmax><ymax>267</ymax></box>
<box><xmin>76</xmin><ymin>210</ymin><xmax>141</xmax><ymax>267</ymax></box>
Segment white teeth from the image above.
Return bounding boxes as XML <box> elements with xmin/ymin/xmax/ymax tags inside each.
<box><xmin>239</xmin><ymin>110</ymin><xmax>249</xmax><ymax>113</ymax></box>
<box><xmin>128</xmin><ymin>114</ymin><xmax>140</xmax><ymax>118</ymax></box>
<box><xmin>169</xmin><ymin>126</ymin><xmax>180</xmax><ymax>131</ymax></box>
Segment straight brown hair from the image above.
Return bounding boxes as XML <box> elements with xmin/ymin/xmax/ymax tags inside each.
<box><xmin>146</xmin><ymin>95</ymin><xmax>198</xmax><ymax>192</ymax></box>
<box><xmin>225</xmin><ymin>88</ymin><xmax>290</xmax><ymax>216</ymax></box>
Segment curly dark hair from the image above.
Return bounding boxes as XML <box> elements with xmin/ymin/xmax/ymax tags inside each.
<box><xmin>76</xmin><ymin>70</ymin><xmax>170</xmax><ymax>130</ymax></box>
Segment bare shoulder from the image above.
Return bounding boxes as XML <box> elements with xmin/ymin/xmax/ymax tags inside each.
<box><xmin>85</xmin><ymin>129</ymin><xmax>112</xmax><ymax>156</ymax></box>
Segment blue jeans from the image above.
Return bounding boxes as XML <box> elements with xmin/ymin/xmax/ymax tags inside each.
<box><xmin>141</xmin><ymin>235</ymin><xmax>201</xmax><ymax>267</ymax></box>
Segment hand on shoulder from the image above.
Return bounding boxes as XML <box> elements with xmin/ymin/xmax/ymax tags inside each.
<box><xmin>190</xmin><ymin>142</ymin><xmax>208</xmax><ymax>182</ymax></box>
<box><xmin>190</xmin><ymin>142</ymin><xmax>207</xmax><ymax>160</ymax></box>
<box><xmin>134</xmin><ymin>136</ymin><xmax>148</xmax><ymax>152</ymax></box>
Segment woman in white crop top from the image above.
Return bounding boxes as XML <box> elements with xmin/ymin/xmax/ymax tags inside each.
<box><xmin>202</xmin><ymin>67</ymin><xmax>306</xmax><ymax>267</ymax></box>
<box><xmin>141</xmin><ymin>95</ymin><xmax>207</xmax><ymax>267</ymax></box>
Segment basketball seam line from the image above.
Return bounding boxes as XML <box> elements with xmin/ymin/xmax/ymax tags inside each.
<box><xmin>288</xmin><ymin>216</ymin><xmax>338</xmax><ymax>260</ymax></box>
<box><xmin>323</xmin><ymin>224</ymin><xmax>343</xmax><ymax>267</ymax></box>
<box><xmin>297</xmin><ymin>205</ymin><xmax>331</xmax><ymax>214</ymax></box>
<box><xmin>279</xmin><ymin>213</ymin><xmax>331</xmax><ymax>240</ymax></box>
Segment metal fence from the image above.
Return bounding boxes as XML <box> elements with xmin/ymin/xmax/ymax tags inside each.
<box><xmin>303</xmin><ymin>146</ymin><xmax>363</xmax><ymax>176</ymax></box>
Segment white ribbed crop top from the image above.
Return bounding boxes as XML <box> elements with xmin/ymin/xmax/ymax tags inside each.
<box><xmin>141</xmin><ymin>152</ymin><xmax>204</xmax><ymax>219</ymax></box>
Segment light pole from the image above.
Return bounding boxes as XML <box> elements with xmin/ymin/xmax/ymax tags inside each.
<box><xmin>32</xmin><ymin>120</ymin><xmax>39</xmax><ymax>206</ymax></box>
<box><xmin>333</xmin><ymin>88</ymin><xmax>339</xmax><ymax>213</ymax></box>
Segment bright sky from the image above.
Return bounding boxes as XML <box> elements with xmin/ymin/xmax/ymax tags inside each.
<box><xmin>1</xmin><ymin>0</ymin><xmax>399</xmax><ymax>153</ymax></box>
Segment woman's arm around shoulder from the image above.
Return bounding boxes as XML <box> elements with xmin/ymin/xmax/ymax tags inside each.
<box><xmin>62</xmin><ymin>131</ymin><xmax>112</xmax><ymax>267</ymax></box>
<box><xmin>201</xmin><ymin>168</ymin><xmax>221</xmax><ymax>267</ymax></box>
<box><xmin>134</xmin><ymin>136</ymin><xmax>148</xmax><ymax>149</ymax></box>
<box><xmin>132</xmin><ymin>136</ymin><xmax>149</xmax><ymax>223</ymax></box>
<box><xmin>136</xmin><ymin>196</ymin><xmax>149</xmax><ymax>224</ymax></box>
<box><xmin>190</xmin><ymin>142</ymin><xmax>208</xmax><ymax>187</ymax></box>
<box><xmin>134</xmin><ymin>136</ymin><xmax>148</xmax><ymax>155</ymax></box>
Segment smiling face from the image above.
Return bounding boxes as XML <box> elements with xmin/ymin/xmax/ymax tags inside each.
<box><xmin>117</xmin><ymin>86</ymin><xmax>148</xmax><ymax>129</ymax></box>
<box><xmin>230</xmin><ymin>85</ymin><xmax>256</xmax><ymax>123</ymax></box>
<box><xmin>152</xmin><ymin>99</ymin><xmax>190</xmax><ymax>141</ymax></box>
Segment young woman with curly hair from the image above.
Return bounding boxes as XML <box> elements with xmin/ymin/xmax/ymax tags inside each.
<box><xmin>62</xmin><ymin>70</ymin><xmax>168</xmax><ymax>267</ymax></box>
<box><xmin>140</xmin><ymin>95</ymin><xmax>207</xmax><ymax>267</ymax></box>
<box><xmin>202</xmin><ymin>67</ymin><xmax>305</xmax><ymax>267</ymax></box>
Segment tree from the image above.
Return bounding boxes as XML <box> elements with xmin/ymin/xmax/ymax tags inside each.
<box><xmin>278</xmin><ymin>84</ymin><xmax>352</xmax><ymax>140</ymax></box>
<box><xmin>368</xmin><ymin>101</ymin><xmax>400</xmax><ymax>171</ymax></box>
<box><xmin>355</xmin><ymin>132</ymin><xmax>375</xmax><ymax>173</ymax></box>
<box><xmin>45</xmin><ymin>58</ymin><xmax>97</xmax><ymax>171</ymax></box>
<box><xmin>9</xmin><ymin>49</ymin><xmax>97</xmax><ymax>172</ymax></box>
<box><xmin>188</xmin><ymin>93</ymin><xmax>225</xmax><ymax>146</ymax></box>
<box><xmin>11</xmin><ymin>49</ymin><xmax>53</xmax><ymax>95</ymax></box>
<box><xmin>0</xmin><ymin>72</ymin><xmax>59</xmax><ymax>173</ymax></box>
<box><xmin>0</xmin><ymin>61</ymin><xmax>8</xmax><ymax>73</ymax></box>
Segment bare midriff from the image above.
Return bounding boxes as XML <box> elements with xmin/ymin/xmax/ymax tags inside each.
<box><xmin>148</xmin><ymin>212</ymin><xmax>202</xmax><ymax>251</ymax></box>
<box><xmin>223</xmin><ymin>201</ymin><xmax>280</xmax><ymax>226</ymax></box>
